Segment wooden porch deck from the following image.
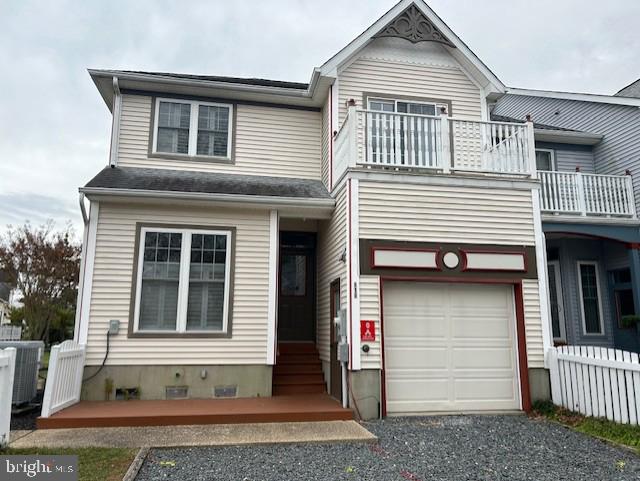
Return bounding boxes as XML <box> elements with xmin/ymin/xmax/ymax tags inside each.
<box><xmin>36</xmin><ymin>394</ymin><xmax>352</xmax><ymax>429</ymax></box>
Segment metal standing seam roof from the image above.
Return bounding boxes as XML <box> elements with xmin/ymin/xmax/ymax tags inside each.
<box><xmin>82</xmin><ymin>167</ymin><xmax>333</xmax><ymax>200</ymax></box>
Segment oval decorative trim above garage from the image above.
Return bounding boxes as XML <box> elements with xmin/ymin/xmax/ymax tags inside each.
<box><xmin>442</xmin><ymin>251</ymin><xmax>460</xmax><ymax>269</ymax></box>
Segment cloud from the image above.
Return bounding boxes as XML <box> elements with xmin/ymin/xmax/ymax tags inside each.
<box><xmin>0</xmin><ymin>0</ymin><xmax>638</xmax><ymax>241</ymax></box>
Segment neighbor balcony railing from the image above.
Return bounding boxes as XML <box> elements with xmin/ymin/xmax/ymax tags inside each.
<box><xmin>539</xmin><ymin>170</ymin><xmax>636</xmax><ymax>218</ymax></box>
<box><xmin>333</xmin><ymin>103</ymin><xmax>536</xmax><ymax>182</ymax></box>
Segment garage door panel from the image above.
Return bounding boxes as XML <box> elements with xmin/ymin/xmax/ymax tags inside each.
<box><xmin>454</xmin><ymin>378</ymin><xmax>518</xmax><ymax>402</ymax></box>
<box><xmin>452</xmin><ymin>348</ymin><xmax>514</xmax><ymax>369</ymax></box>
<box><xmin>383</xmin><ymin>282</ymin><xmax>520</xmax><ymax>414</ymax></box>
<box><xmin>385</xmin><ymin>348</ymin><xmax>448</xmax><ymax>370</ymax></box>
<box><xmin>387</xmin><ymin>378</ymin><xmax>448</xmax><ymax>403</ymax></box>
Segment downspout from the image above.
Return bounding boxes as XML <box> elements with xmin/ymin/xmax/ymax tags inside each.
<box><xmin>73</xmin><ymin>193</ymin><xmax>90</xmax><ymax>342</ymax></box>
<box><xmin>108</xmin><ymin>76</ymin><xmax>122</xmax><ymax>167</ymax></box>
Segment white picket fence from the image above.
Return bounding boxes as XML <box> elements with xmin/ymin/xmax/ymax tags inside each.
<box><xmin>41</xmin><ymin>340</ymin><xmax>86</xmax><ymax>418</ymax></box>
<box><xmin>548</xmin><ymin>345</ymin><xmax>640</xmax><ymax>425</ymax></box>
<box><xmin>0</xmin><ymin>347</ymin><xmax>17</xmax><ymax>447</ymax></box>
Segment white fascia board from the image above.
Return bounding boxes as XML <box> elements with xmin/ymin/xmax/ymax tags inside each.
<box><xmin>506</xmin><ymin>87</ymin><xmax>640</xmax><ymax>108</ymax></box>
<box><xmin>533</xmin><ymin>129</ymin><xmax>603</xmax><ymax>145</ymax></box>
<box><xmin>80</xmin><ymin>187</ymin><xmax>335</xmax><ymax>217</ymax></box>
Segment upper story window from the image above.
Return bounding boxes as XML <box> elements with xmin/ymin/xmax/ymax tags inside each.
<box><xmin>535</xmin><ymin>149</ymin><xmax>555</xmax><ymax>171</ymax></box>
<box><xmin>153</xmin><ymin>98</ymin><xmax>233</xmax><ymax>160</ymax></box>
<box><xmin>368</xmin><ymin>98</ymin><xmax>437</xmax><ymax>116</ymax></box>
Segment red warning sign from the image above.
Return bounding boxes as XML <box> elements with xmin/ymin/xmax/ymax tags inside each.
<box><xmin>360</xmin><ymin>320</ymin><xmax>376</xmax><ymax>342</ymax></box>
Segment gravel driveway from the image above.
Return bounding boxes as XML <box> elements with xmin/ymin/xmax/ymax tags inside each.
<box><xmin>136</xmin><ymin>415</ymin><xmax>640</xmax><ymax>481</ymax></box>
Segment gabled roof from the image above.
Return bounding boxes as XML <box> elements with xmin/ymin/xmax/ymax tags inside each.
<box><xmin>319</xmin><ymin>0</ymin><xmax>505</xmax><ymax>95</ymax></box>
<box><xmin>615</xmin><ymin>78</ymin><xmax>640</xmax><ymax>98</ymax></box>
<box><xmin>505</xmin><ymin>87</ymin><xmax>640</xmax><ymax>108</ymax></box>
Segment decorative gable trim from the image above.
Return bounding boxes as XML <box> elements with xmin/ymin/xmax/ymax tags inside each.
<box><xmin>374</xmin><ymin>4</ymin><xmax>455</xmax><ymax>47</ymax></box>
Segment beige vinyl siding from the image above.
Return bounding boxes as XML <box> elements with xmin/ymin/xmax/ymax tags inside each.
<box><xmin>338</xmin><ymin>58</ymin><xmax>482</xmax><ymax>123</ymax></box>
<box><xmin>316</xmin><ymin>185</ymin><xmax>348</xmax><ymax>363</ymax></box>
<box><xmin>359</xmin><ymin>182</ymin><xmax>536</xmax><ymax>245</ymax></box>
<box><xmin>356</xmin><ymin>181</ymin><xmax>544</xmax><ymax>370</ymax></box>
<box><xmin>86</xmin><ymin>201</ymin><xmax>270</xmax><ymax>365</ymax></box>
<box><xmin>359</xmin><ymin>275</ymin><xmax>381</xmax><ymax>370</ymax></box>
<box><xmin>523</xmin><ymin>279</ymin><xmax>544</xmax><ymax>368</ymax></box>
<box><xmin>117</xmin><ymin>94</ymin><xmax>322</xmax><ymax>180</ymax></box>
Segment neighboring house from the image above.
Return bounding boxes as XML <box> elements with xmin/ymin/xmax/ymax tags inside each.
<box><xmin>75</xmin><ymin>0</ymin><xmax>556</xmax><ymax>419</ymax></box>
<box><xmin>493</xmin><ymin>84</ymin><xmax>640</xmax><ymax>354</ymax></box>
<box><xmin>0</xmin><ymin>272</ymin><xmax>12</xmax><ymax>326</ymax></box>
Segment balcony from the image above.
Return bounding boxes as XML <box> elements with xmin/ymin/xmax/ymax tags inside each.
<box><xmin>539</xmin><ymin>171</ymin><xmax>636</xmax><ymax>218</ymax></box>
<box><xmin>333</xmin><ymin>105</ymin><xmax>536</xmax><ymax>182</ymax></box>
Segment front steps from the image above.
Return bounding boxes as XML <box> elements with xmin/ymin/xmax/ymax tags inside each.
<box><xmin>273</xmin><ymin>343</ymin><xmax>326</xmax><ymax>396</ymax></box>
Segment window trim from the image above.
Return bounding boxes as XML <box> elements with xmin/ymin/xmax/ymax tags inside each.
<box><xmin>151</xmin><ymin>97</ymin><xmax>234</xmax><ymax>161</ymax></box>
<box><xmin>128</xmin><ymin>224</ymin><xmax>235</xmax><ymax>338</ymax></box>
<box><xmin>367</xmin><ymin>96</ymin><xmax>439</xmax><ymax>116</ymax></box>
<box><xmin>535</xmin><ymin>148</ymin><xmax>556</xmax><ymax>171</ymax></box>
<box><xmin>577</xmin><ymin>260</ymin><xmax>605</xmax><ymax>336</ymax></box>
<box><xmin>547</xmin><ymin>260</ymin><xmax>566</xmax><ymax>342</ymax></box>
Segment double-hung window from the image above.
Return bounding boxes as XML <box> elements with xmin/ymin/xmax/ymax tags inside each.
<box><xmin>133</xmin><ymin>227</ymin><xmax>232</xmax><ymax>334</ymax></box>
<box><xmin>153</xmin><ymin>98</ymin><xmax>233</xmax><ymax>160</ymax></box>
<box><xmin>577</xmin><ymin>261</ymin><xmax>604</xmax><ymax>335</ymax></box>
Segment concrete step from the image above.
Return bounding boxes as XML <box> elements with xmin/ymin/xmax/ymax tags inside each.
<box><xmin>273</xmin><ymin>383</ymin><xmax>326</xmax><ymax>396</ymax></box>
<box><xmin>272</xmin><ymin>373</ymin><xmax>325</xmax><ymax>385</ymax></box>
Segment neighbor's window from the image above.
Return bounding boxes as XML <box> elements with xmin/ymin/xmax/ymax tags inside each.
<box><xmin>577</xmin><ymin>261</ymin><xmax>604</xmax><ymax>335</ymax></box>
<box><xmin>135</xmin><ymin>227</ymin><xmax>232</xmax><ymax>334</ymax></box>
<box><xmin>535</xmin><ymin>149</ymin><xmax>555</xmax><ymax>171</ymax></box>
<box><xmin>153</xmin><ymin>98</ymin><xmax>232</xmax><ymax>159</ymax></box>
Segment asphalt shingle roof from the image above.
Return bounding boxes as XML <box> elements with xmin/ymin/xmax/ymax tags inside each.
<box><xmin>116</xmin><ymin>70</ymin><xmax>309</xmax><ymax>90</ymax></box>
<box><xmin>84</xmin><ymin>167</ymin><xmax>332</xmax><ymax>200</ymax></box>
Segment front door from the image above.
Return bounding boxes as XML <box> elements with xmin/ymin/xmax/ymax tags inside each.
<box><xmin>278</xmin><ymin>232</ymin><xmax>315</xmax><ymax>341</ymax></box>
<box><xmin>329</xmin><ymin>279</ymin><xmax>342</xmax><ymax>400</ymax></box>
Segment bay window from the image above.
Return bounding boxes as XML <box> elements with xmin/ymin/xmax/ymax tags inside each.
<box><xmin>133</xmin><ymin>226</ymin><xmax>233</xmax><ymax>335</ymax></box>
<box><xmin>153</xmin><ymin>98</ymin><xmax>233</xmax><ymax>160</ymax></box>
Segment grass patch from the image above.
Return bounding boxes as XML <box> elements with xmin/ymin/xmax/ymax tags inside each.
<box><xmin>532</xmin><ymin>400</ymin><xmax>640</xmax><ymax>454</ymax></box>
<box><xmin>0</xmin><ymin>447</ymin><xmax>137</xmax><ymax>481</ymax></box>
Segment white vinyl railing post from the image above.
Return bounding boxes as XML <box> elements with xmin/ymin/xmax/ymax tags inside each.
<box><xmin>626</xmin><ymin>172</ymin><xmax>637</xmax><ymax>218</ymax></box>
<box><xmin>525</xmin><ymin>116</ymin><xmax>537</xmax><ymax>179</ymax></box>
<box><xmin>440</xmin><ymin>110</ymin><xmax>451</xmax><ymax>174</ymax></box>
<box><xmin>575</xmin><ymin>170</ymin><xmax>587</xmax><ymax>216</ymax></box>
<box><xmin>546</xmin><ymin>347</ymin><xmax>562</xmax><ymax>406</ymax></box>
<box><xmin>347</xmin><ymin>102</ymin><xmax>358</xmax><ymax>169</ymax></box>
<box><xmin>0</xmin><ymin>347</ymin><xmax>16</xmax><ymax>448</ymax></box>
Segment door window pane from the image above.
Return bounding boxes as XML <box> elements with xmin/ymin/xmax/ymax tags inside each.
<box><xmin>157</xmin><ymin>102</ymin><xmax>191</xmax><ymax>154</ymax></box>
<box><xmin>579</xmin><ymin>263</ymin><xmax>602</xmax><ymax>334</ymax></box>
<box><xmin>186</xmin><ymin>233</ymin><xmax>227</xmax><ymax>331</ymax></box>
<box><xmin>281</xmin><ymin>254</ymin><xmax>306</xmax><ymax>296</ymax></box>
<box><xmin>139</xmin><ymin>231</ymin><xmax>182</xmax><ymax>330</ymax></box>
<box><xmin>548</xmin><ymin>263</ymin><xmax>562</xmax><ymax>339</ymax></box>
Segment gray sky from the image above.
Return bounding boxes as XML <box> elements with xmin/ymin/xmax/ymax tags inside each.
<box><xmin>1</xmin><ymin>0</ymin><xmax>638</xmax><ymax>239</ymax></box>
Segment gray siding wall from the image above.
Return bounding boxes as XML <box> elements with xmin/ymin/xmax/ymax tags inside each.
<box><xmin>536</xmin><ymin>142</ymin><xmax>595</xmax><ymax>173</ymax></box>
<box><xmin>495</xmin><ymin>95</ymin><xmax>640</xmax><ymax>210</ymax></box>
<box><xmin>548</xmin><ymin>238</ymin><xmax>615</xmax><ymax>348</ymax></box>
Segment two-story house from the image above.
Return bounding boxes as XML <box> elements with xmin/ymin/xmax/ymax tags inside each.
<box><xmin>73</xmin><ymin>0</ymin><xmax>552</xmax><ymax>421</ymax></box>
<box><xmin>493</xmin><ymin>86</ymin><xmax>640</xmax><ymax>354</ymax></box>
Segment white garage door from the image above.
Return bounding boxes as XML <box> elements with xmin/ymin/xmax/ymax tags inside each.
<box><xmin>384</xmin><ymin>282</ymin><xmax>520</xmax><ymax>414</ymax></box>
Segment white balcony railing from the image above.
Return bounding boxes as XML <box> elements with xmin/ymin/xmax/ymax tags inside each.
<box><xmin>539</xmin><ymin>170</ymin><xmax>636</xmax><ymax>218</ymax></box>
<box><xmin>332</xmin><ymin>104</ymin><xmax>536</xmax><ymax>183</ymax></box>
